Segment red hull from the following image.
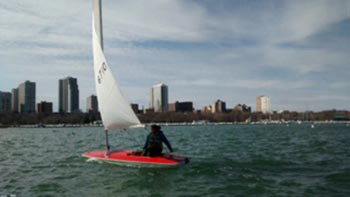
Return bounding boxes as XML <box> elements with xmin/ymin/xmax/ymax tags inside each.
<box><xmin>83</xmin><ymin>150</ymin><xmax>189</xmax><ymax>167</ymax></box>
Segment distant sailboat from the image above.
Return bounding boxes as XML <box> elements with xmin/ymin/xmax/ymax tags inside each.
<box><xmin>83</xmin><ymin>0</ymin><xmax>189</xmax><ymax>167</ymax></box>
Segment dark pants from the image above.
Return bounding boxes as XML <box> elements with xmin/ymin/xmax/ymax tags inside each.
<box><xmin>145</xmin><ymin>145</ymin><xmax>163</xmax><ymax>157</ymax></box>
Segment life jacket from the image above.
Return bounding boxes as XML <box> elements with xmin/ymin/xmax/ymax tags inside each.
<box><xmin>148</xmin><ymin>133</ymin><xmax>163</xmax><ymax>149</ymax></box>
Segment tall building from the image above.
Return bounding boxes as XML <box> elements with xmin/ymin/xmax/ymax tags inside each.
<box><xmin>0</xmin><ymin>91</ymin><xmax>12</xmax><ymax>113</ymax></box>
<box><xmin>59</xmin><ymin>77</ymin><xmax>79</xmax><ymax>113</ymax></box>
<box><xmin>169</xmin><ymin>101</ymin><xmax>193</xmax><ymax>112</ymax></box>
<box><xmin>150</xmin><ymin>83</ymin><xmax>168</xmax><ymax>112</ymax></box>
<box><xmin>211</xmin><ymin>99</ymin><xmax>226</xmax><ymax>113</ymax></box>
<box><xmin>86</xmin><ymin>95</ymin><xmax>98</xmax><ymax>113</ymax></box>
<box><xmin>11</xmin><ymin>88</ymin><xmax>19</xmax><ymax>112</ymax></box>
<box><xmin>37</xmin><ymin>101</ymin><xmax>53</xmax><ymax>114</ymax></box>
<box><xmin>18</xmin><ymin>81</ymin><xmax>36</xmax><ymax>113</ymax></box>
<box><xmin>256</xmin><ymin>95</ymin><xmax>271</xmax><ymax>114</ymax></box>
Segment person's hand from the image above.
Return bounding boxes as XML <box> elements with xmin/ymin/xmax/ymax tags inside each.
<box><xmin>142</xmin><ymin>150</ymin><xmax>147</xmax><ymax>156</ymax></box>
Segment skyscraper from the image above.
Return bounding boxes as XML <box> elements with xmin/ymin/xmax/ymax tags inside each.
<box><xmin>59</xmin><ymin>77</ymin><xmax>79</xmax><ymax>113</ymax></box>
<box><xmin>0</xmin><ymin>91</ymin><xmax>12</xmax><ymax>113</ymax></box>
<box><xmin>256</xmin><ymin>95</ymin><xmax>271</xmax><ymax>114</ymax></box>
<box><xmin>150</xmin><ymin>83</ymin><xmax>168</xmax><ymax>112</ymax></box>
<box><xmin>86</xmin><ymin>95</ymin><xmax>98</xmax><ymax>113</ymax></box>
<box><xmin>18</xmin><ymin>80</ymin><xmax>36</xmax><ymax>113</ymax></box>
<box><xmin>11</xmin><ymin>88</ymin><xmax>19</xmax><ymax>112</ymax></box>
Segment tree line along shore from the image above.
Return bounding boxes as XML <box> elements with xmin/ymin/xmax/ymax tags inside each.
<box><xmin>0</xmin><ymin>110</ymin><xmax>349</xmax><ymax>127</ymax></box>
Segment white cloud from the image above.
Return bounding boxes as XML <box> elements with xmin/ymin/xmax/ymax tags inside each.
<box><xmin>0</xmin><ymin>0</ymin><xmax>349</xmax><ymax>111</ymax></box>
<box><xmin>279</xmin><ymin>0</ymin><xmax>350</xmax><ymax>43</ymax></box>
<box><xmin>103</xmin><ymin>0</ymin><xmax>207</xmax><ymax>42</ymax></box>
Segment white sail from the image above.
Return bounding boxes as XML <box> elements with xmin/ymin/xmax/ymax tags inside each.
<box><xmin>92</xmin><ymin>18</ymin><xmax>142</xmax><ymax>130</ymax></box>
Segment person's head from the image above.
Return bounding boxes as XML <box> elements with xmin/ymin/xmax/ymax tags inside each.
<box><xmin>151</xmin><ymin>124</ymin><xmax>161</xmax><ymax>134</ymax></box>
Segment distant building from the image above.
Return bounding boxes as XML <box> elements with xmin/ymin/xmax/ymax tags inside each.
<box><xmin>334</xmin><ymin>111</ymin><xmax>350</xmax><ymax>121</ymax></box>
<box><xmin>169</xmin><ymin>101</ymin><xmax>193</xmax><ymax>112</ymax></box>
<box><xmin>86</xmin><ymin>95</ymin><xmax>98</xmax><ymax>113</ymax></box>
<box><xmin>0</xmin><ymin>91</ymin><xmax>12</xmax><ymax>113</ymax></box>
<box><xmin>203</xmin><ymin>106</ymin><xmax>212</xmax><ymax>113</ymax></box>
<box><xmin>168</xmin><ymin>104</ymin><xmax>175</xmax><ymax>112</ymax></box>
<box><xmin>59</xmin><ymin>77</ymin><xmax>79</xmax><ymax>113</ymax></box>
<box><xmin>143</xmin><ymin>108</ymin><xmax>155</xmax><ymax>114</ymax></box>
<box><xmin>150</xmin><ymin>83</ymin><xmax>168</xmax><ymax>112</ymax></box>
<box><xmin>18</xmin><ymin>80</ymin><xmax>36</xmax><ymax>113</ymax></box>
<box><xmin>233</xmin><ymin>104</ymin><xmax>251</xmax><ymax>113</ymax></box>
<box><xmin>37</xmin><ymin>101</ymin><xmax>53</xmax><ymax>114</ymax></box>
<box><xmin>256</xmin><ymin>95</ymin><xmax>270</xmax><ymax>114</ymax></box>
<box><xmin>131</xmin><ymin>103</ymin><xmax>139</xmax><ymax>114</ymax></box>
<box><xmin>11</xmin><ymin>88</ymin><xmax>19</xmax><ymax>112</ymax></box>
<box><xmin>211</xmin><ymin>99</ymin><xmax>226</xmax><ymax>113</ymax></box>
<box><xmin>193</xmin><ymin>109</ymin><xmax>201</xmax><ymax>114</ymax></box>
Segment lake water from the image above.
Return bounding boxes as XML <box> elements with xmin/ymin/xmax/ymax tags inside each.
<box><xmin>1</xmin><ymin>124</ymin><xmax>350</xmax><ymax>196</ymax></box>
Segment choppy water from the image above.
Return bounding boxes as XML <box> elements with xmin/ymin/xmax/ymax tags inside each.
<box><xmin>1</xmin><ymin>124</ymin><xmax>350</xmax><ymax>196</ymax></box>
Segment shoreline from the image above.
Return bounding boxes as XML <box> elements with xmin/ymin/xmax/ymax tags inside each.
<box><xmin>1</xmin><ymin>120</ymin><xmax>350</xmax><ymax>129</ymax></box>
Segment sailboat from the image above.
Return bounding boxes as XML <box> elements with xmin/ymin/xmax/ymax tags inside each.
<box><xmin>83</xmin><ymin>0</ymin><xmax>189</xmax><ymax>167</ymax></box>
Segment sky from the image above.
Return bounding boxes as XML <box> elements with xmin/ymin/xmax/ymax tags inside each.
<box><xmin>0</xmin><ymin>0</ymin><xmax>349</xmax><ymax>112</ymax></box>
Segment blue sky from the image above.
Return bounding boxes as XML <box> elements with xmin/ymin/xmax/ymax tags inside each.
<box><xmin>0</xmin><ymin>0</ymin><xmax>349</xmax><ymax>112</ymax></box>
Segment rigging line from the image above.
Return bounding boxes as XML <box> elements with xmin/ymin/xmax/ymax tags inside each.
<box><xmin>131</xmin><ymin>127</ymin><xmax>150</xmax><ymax>149</ymax></box>
<box><xmin>125</xmin><ymin>129</ymin><xmax>142</xmax><ymax>149</ymax></box>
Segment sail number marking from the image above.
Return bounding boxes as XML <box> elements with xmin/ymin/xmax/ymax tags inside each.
<box><xmin>97</xmin><ymin>62</ymin><xmax>107</xmax><ymax>84</ymax></box>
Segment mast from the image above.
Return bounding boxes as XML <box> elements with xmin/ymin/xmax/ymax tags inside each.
<box><xmin>93</xmin><ymin>0</ymin><xmax>103</xmax><ymax>50</ymax></box>
<box><xmin>105</xmin><ymin>129</ymin><xmax>110</xmax><ymax>151</ymax></box>
<box><xmin>93</xmin><ymin>0</ymin><xmax>109</xmax><ymax>152</ymax></box>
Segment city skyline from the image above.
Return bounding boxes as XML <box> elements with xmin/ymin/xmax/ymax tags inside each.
<box><xmin>2</xmin><ymin>78</ymin><xmax>261</xmax><ymax>113</ymax></box>
<box><xmin>0</xmin><ymin>1</ymin><xmax>349</xmax><ymax>111</ymax></box>
<box><xmin>0</xmin><ymin>77</ymin><xmax>348</xmax><ymax>114</ymax></box>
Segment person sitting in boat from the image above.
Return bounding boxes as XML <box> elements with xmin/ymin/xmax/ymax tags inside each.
<box><xmin>143</xmin><ymin>124</ymin><xmax>173</xmax><ymax>157</ymax></box>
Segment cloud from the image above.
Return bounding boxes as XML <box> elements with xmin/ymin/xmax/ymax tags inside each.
<box><xmin>103</xmin><ymin>0</ymin><xmax>207</xmax><ymax>42</ymax></box>
<box><xmin>280</xmin><ymin>0</ymin><xmax>350</xmax><ymax>43</ymax></box>
<box><xmin>0</xmin><ymin>0</ymin><xmax>349</xmax><ymax>112</ymax></box>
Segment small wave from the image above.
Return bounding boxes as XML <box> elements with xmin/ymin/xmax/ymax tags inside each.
<box><xmin>86</xmin><ymin>157</ymin><xmax>104</xmax><ymax>165</ymax></box>
<box><xmin>52</xmin><ymin>174</ymin><xmax>78</xmax><ymax>180</ymax></box>
<box><xmin>30</xmin><ymin>182</ymin><xmax>66</xmax><ymax>194</ymax></box>
<box><xmin>326</xmin><ymin>170</ymin><xmax>350</xmax><ymax>184</ymax></box>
